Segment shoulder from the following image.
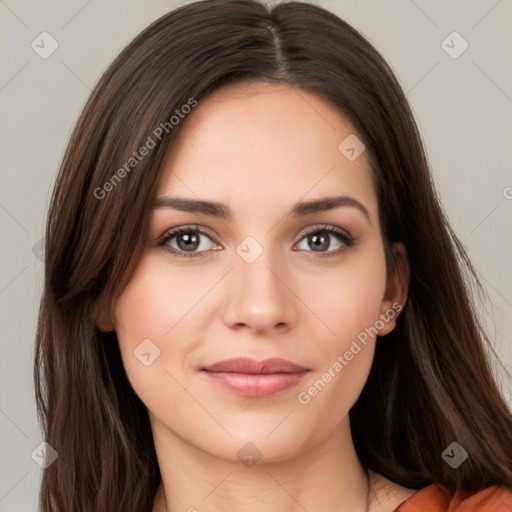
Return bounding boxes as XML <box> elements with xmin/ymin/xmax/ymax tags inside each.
<box><xmin>395</xmin><ymin>483</ymin><xmax>512</xmax><ymax>512</ymax></box>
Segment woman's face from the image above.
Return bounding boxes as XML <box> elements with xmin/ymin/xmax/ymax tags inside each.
<box><xmin>105</xmin><ymin>82</ymin><xmax>407</xmax><ymax>464</ymax></box>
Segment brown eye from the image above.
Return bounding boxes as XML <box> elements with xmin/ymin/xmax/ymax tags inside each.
<box><xmin>175</xmin><ymin>230</ymin><xmax>201</xmax><ymax>251</ymax></box>
<box><xmin>295</xmin><ymin>225</ymin><xmax>354</xmax><ymax>257</ymax></box>
<box><xmin>307</xmin><ymin>232</ymin><xmax>330</xmax><ymax>252</ymax></box>
<box><xmin>159</xmin><ymin>226</ymin><xmax>217</xmax><ymax>258</ymax></box>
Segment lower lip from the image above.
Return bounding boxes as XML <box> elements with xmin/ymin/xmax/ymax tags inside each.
<box><xmin>202</xmin><ymin>370</ymin><xmax>308</xmax><ymax>397</ymax></box>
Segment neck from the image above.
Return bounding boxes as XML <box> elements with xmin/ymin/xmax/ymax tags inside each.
<box><xmin>151</xmin><ymin>414</ymin><xmax>372</xmax><ymax>512</ymax></box>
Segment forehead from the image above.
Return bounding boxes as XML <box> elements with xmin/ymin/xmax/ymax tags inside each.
<box><xmin>156</xmin><ymin>81</ymin><xmax>377</xmax><ymax>222</ymax></box>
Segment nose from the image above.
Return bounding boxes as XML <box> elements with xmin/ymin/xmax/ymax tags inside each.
<box><xmin>221</xmin><ymin>249</ymin><xmax>297</xmax><ymax>335</ymax></box>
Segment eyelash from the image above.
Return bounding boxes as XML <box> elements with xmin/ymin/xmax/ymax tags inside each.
<box><xmin>158</xmin><ymin>224</ymin><xmax>355</xmax><ymax>259</ymax></box>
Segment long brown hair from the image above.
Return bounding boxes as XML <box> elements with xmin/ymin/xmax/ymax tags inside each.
<box><xmin>34</xmin><ymin>0</ymin><xmax>512</xmax><ymax>510</ymax></box>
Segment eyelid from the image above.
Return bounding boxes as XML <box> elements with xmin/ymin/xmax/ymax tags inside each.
<box><xmin>158</xmin><ymin>224</ymin><xmax>220</xmax><ymax>252</ymax></box>
<box><xmin>294</xmin><ymin>224</ymin><xmax>355</xmax><ymax>257</ymax></box>
<box><xmin>296</xmin><ymin>223</ymin><xmax>352</xmax><ymax>241</ymax></box>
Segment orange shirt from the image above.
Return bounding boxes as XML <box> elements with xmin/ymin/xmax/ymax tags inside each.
<box><xmin>394</xmin><ymin>484</ymin><xmax>512</xmax><ymax>512</ymax></box>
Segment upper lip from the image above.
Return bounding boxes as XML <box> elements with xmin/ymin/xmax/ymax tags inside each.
<box><xmin>201</xmin><ymin>357</ymin><xmax>308</xmax><ymax>374</ymax></box>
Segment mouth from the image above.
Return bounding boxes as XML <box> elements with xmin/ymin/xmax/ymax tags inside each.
<box><xmin>200</xmin><ymin>357</ymin><xmax>310</xmax><ymax>397</ymax></box>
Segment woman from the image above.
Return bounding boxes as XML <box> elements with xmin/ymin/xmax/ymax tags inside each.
<box><xmin>34</xmin><ymin>0</ymin><xmax>512</xmax><ymax>511</ymax></box>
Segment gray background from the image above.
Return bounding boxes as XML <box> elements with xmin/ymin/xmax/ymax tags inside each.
<box><xmin>1</xmin><ymin>0</ymin><xmax>511</xmax><ymax>510</ymax></box>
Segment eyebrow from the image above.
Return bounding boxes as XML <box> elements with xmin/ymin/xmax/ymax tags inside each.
<box><xmin>153</xmin><ymin>195</ymin><xmax>371</xmax><ymax>224</ymax></box>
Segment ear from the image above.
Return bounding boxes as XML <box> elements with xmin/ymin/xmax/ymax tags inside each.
<box><xmin>377</xmin><ymin>242</ymin><xmax>410</xmax><ymax>336</ymax></box>
<box><xmin>94</xmin><ymin>292</ymin><xmax>115</xmax><ymax>332</ymax></box>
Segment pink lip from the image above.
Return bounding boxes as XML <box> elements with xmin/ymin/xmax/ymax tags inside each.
<box><xmin>201</xmin><ymin>357</ymin><xmax>309</xmax><ymax>397</ymax></box>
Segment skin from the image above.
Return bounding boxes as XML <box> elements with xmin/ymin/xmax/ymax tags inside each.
<box><xmin>97</xmin><ymin>81</ymin><xmax>415</xmax><ymax>511</ymax></box>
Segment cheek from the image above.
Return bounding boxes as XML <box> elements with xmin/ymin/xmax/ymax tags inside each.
<box><xmin>294</xmin><ymin>244</ymin><xmax>387</xmax><ymax>413</ymax></box>
<box><xmin>113</xmin><ymin>254</ymin><xmax>209</xmax><ymax>343</ymax></box>
<box><xmin>112</xmin><ymin>256</ymin><xmax>182</xmax><ymax>378</ymax></box>
<box><xmin>111</xmin><ymin>253</ymin><xmax>222</xmax><ymax>401</ymax></box>
<box><xmin>111</xmin><ymin>256</ymin><xmax>194</xmax><ymax>417</ymax></box>
<box><xmin>305</xmin><ymin>244</ymin><xmax>388</xmax><ymax>356</ymax></box>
